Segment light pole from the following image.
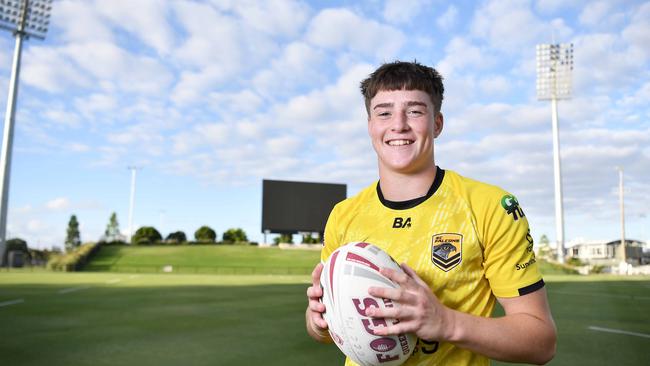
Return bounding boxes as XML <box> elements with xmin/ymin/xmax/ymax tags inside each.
<box><xmin>127</xmin><ymin>166</ymin><xmax>141</xmax><ymax>243</ymax></box>
<box><xmin>616</xmin><ymin>167</ymin><xmax>627</xmax><ymax>265</ymax></box>
<box><xmin>536</xmin><ymin>43</ymin><xmax>573</xmax><ymax>264</ymax></box>
<box><xmin>0</xmin><ymin>0</ymin><xmax>53</xmax><ymax>266</ymax></box>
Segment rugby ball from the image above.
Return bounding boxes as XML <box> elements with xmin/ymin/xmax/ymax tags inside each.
<box><xmin>320</xmin><ymin>242</ymin><xmax>416</xmax><ymax>366</ymax></box>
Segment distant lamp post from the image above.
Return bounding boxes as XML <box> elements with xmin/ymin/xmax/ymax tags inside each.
<box><xmin>616</xmin><ymin>167</ymin><xmax>627</xmax><ymax>265</ymax></box>
<box><xmin>536</xmin><ymin>42</ymin><xmax>573</xmax><ymax>264</ymax></box>
<box><xmin>0</xmin><ymin>0</ymin><xmax>53</xmax><ymax>266</ymax></box>
<box><xmin>127</xmin><ymin>166</ymin><xmax>142</xmax><ymax>243</ymax></box>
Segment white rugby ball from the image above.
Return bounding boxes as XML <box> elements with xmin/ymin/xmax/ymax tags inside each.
<box><xmin>320</xmin><ymin>242</ymin><xmax>416</xmax><ymax>366</ymax></box>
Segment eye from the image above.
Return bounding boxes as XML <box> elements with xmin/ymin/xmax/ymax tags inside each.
<box><xmin>376</xmin><ymin>111</ymin><xmax>391</xmax><ymax>118</ymax></box>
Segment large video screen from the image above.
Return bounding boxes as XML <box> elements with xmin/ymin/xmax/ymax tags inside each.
<box><xmin>262</xmin><ymin>180</ymin><xmax>347</xmax><ymax>234</ymax></box>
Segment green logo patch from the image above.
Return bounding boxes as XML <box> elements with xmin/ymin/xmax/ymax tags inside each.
<box><xmin>501</xmin><ymin>194</ymin><xmax>525</xmax><ymax>221</ymax></box>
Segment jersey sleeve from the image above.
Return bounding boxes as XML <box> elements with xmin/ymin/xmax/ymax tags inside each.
<box><xmin>478</xmin><ymin>191</ymin><xmax>543</xmax><ymax>298</ymax></box>
<box><xmin>321</xmin><ymin>203</ymin><xmax>343</xmax><ymax>263</ymax></box>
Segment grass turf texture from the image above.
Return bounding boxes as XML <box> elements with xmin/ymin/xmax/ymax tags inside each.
<box><xmin>1</xmin><ymin>272</ymin><xmax>648</xmax><ymax>366</ymax></box>
<box><xmin>85</xmin><ymin>245</ymin><xmax>320</xmax><ymax>274</ymax></box>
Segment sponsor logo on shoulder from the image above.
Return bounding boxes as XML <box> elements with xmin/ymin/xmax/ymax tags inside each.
<box><xmin>501</xmin><ymin>194</ymin><xmax>525</xmax><ymax>221</ymax></box>
<box><xmin>431</xmin><ymin>233</ymin><xmax>462</xmax><ymax>271</ymax></box>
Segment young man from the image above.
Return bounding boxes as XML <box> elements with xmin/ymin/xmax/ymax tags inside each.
<box><xmin>305</xmin><ymin>61</ymin><xmax>556</xmax><ymax>365</ymax></box>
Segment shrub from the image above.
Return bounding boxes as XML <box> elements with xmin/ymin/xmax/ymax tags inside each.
<box><xmin>47</xmin><ymin>243</ymin><xmax>99</xmax><ymax>271</ymax></box>
<box><xmin>166</xmin><ymin>231</ymin><xmax>187</xmax><ymax>244</ymax></box>
<box><xmin>132</xmin><ymin>226</ymin><xmax>163</xmax><ymax>245</ymax></box>
<box><xmin>222</xmin><ymin>228</ymin><xmax>248</xmax><ymax>244</ymax></box>
<box><xmin>194</xmin><ymin>226</ymin><xmax>216</xmax><ymax>243</ymax></box>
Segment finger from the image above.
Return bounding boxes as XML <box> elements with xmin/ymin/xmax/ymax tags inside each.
<box><xmin>308</xmin><ymin>299</ymin><xmax>326</xmax><ymax>313</ymax></box>
<box><xmin>365</xmin><ymin>305</ymin><xmax>405</xmax><ymax>320</ymax></box>
<box><xmin>401</xmin><ymin>263</ymin><xmax>429</xmax><ymax>288</ymax></box>
<box><xmin>310</xmin><ymin>312</ymin><xmax>329</xmax><ymax>330</ymax></box>
<box><xmin>311</xmin><ymin>262</ymin><xmax>324</xmax><ymax>286</ymax></box>
<box><xmin>306</xmin><ymin>285</ymin><xmax>323</xmax><ymax>299</ymax></box>
<box><xmin>368</xmin><ymin>285</ymin><xmax>402</xmax><ymax>301</ymax></box>
<box><xmin>379</xmin><ymin>266</ymin><xmax>411</xmax><ymax>286</ymax></box>
<box><xmin>370</xmin><ymin>321</ymin><xmax>414</xmax><ymax>337</ymax></box>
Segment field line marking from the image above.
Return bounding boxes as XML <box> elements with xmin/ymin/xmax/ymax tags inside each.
<box><xmin>588</xmin><ymin>326</ymin><xmax>650</xmax><ymax>339</ymax></box>
<box><xmin>106</xmin><ymin>279</ymin><xmax>122</xmax><ymax>284</ymax></box>
<box><xmin>58</xmin><ymin>286</ymin><xmax>91</xmax><ymax>294</ymax></box>
<box><xmin>0</xmin><ymin>298</ymin><xmax>24</xmax><ymax>307</ymax></box>
<box><xmin>549</xmin><ymin>290</ymin><xmax>650</xmax><ymax>301</ymax></box>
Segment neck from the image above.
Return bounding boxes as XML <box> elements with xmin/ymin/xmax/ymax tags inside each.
<box><xmin>378</xmin><ymin>164</ymin><xmax>437</xmax><ymax>201</ymax></box>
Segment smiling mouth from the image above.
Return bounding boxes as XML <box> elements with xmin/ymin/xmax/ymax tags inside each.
<box><xmin>386</xmin><ymin>139</ymin><xmax>414</xmax><ymax>146</ymax></box>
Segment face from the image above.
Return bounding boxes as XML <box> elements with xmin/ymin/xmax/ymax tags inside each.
<box><xmin>367</xmin><ymin>89</ymin><xmax>443</xmax><ymax>175</ymax></box>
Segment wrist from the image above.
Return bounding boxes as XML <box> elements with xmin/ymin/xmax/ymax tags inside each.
<box><xmin>442</xmin><ymin>307</ymin><xmax>462</xmax><ymax>343</ymax></box>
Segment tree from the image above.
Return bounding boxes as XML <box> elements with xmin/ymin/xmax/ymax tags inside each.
<box><xmin>222</xmin><ymin>228</ymin><xmax>248</xmax><ymax>243</ymax></box>
<box><xmin>194</xmin><ymin>226</ymin><xmax>217</xmax><ymax>243</ymax></box>
<box><xmin>273</xmin><ymin>233</ymin><xmax>293</xmax><ymax>245</ymax></box>
<box><xmin>131</xmin><ymin>226</ymin><xmax>162</xmax><ymax>245</ymax></box>
<box><xmin>166</xmin><ymin>231</ymin><xmax>187</xmax><ymax>244</ymax></box>
<box><xmin>537</xmin><ymin>234</ymin><xmax>555</xmax><ymax>261</ymax></box>
<box><xmin>103</xmin><ymin>212</ymin><xmax>124</xmax><ymax>243</ymax></box>
<box><xmin>3</xmin><ymin>238</ymin><xmax>29</xmax><ymax>265</ymax></box>
<box><xmin>301</xmin><ymin>233</ymin><xmax>319</xmax><ymax>244</ymax></box>
<box><xmin>65</xmin><ymin>215</ymin><xmax>81</xmax><ymax>252</ymax></box>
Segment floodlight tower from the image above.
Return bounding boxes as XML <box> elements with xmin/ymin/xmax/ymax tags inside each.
<box><xmin>616</xmin><ymin>167</ymin><xmax>626</xmax><ymax>264</ymax></box>
<box><xmin>127</xmin><ymin>166</ymin><xmax>142</xmax><ymax>243</ymax></box>
<box><xmin>536</xmin><ymin>43</ymin><xmax>573</xmax><ymax>264</ymax></box>
<box><xmin>0</xmin><ymin>0</ymin><xmax>53</xmax><ymax>266</ymax></box>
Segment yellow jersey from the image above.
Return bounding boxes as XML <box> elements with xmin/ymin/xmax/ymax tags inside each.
<box><xmin>321</xmin><ymin>167</ymin><xmax>543</xmax><ymax>366</ymax></box>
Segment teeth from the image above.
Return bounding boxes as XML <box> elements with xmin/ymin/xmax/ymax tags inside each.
<box><xmin>388</xmin><ymin>140</ymin><xmax>413</xmax><ymax>146</ymax></box>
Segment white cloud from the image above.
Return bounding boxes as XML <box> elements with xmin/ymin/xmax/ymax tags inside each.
<box><xmin>383</xmin><ymin>0</ymin><xmax>431</xmax><ymax>24</ymax></box>
<box><xmin>96</xmin><ymin>0</ymin><xmax>176</xmax><ymax>55</ymax></box>
<box><xmin>622</xmin><ymin>2</ymin><xmax>650</xmax><ymax>59</ymax></box>
<box><xmin>471</xmin><ymin>0</ymin><xmax>573</xmax><ymax>53</ymax></box>
<box><xmin>46</xmin><ymin>197</ymin><xmax>71</xmax><ymax>211</ymax></box>
<box><xmin>578</xmin><ymin>0</ymin><xmax>613</xmax><ymax>26</ymax></box>
<box><xmin>436</xmin><ymin>37</ymin><xmax>495</xmax><ymax>77</ymax></box>
<box><xmin>306</xmin><ymin>8</ymin><xmax>405</xmax><ymax>59</ymax></box>
<box><xmin>437</xmin><ymin>5</ymin><xmax>459</xmax><ymax>30</ymax></box>
<box><xmin>52</xmin><ymin>0</ymin><xmax>115</xmax><ymax>43</ymax></box>
<box><xmin>228</xmin><ymin>0</ymin><xmax>311</xmax><ymax>37</ymax></box>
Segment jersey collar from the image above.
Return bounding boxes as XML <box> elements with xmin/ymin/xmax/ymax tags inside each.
<box><xmin>376</xmin><ymin>166</ymin><xmax>445</xmax><ymax>210</ymax></box>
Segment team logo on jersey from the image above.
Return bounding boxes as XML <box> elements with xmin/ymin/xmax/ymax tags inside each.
<box><xmin>501</xmin><ymin>194</ymin><xmax>525</xmax><ymax>221</ymax></box>
<box><xmin>431</xmin><ymin>233</ymin><xmax>462</xmax><ymax>271</ymax></box>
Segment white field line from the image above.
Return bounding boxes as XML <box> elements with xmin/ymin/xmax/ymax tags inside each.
<box><xmin>106</xmin><ymin>278</ymin><xmax>122</xmax><ymax>284</ymax></box>
<box><xmin>58</xmin><ymin>286</ymin><xmax>91</xmax><ymax>294</ymax></box>
<box><xmin>549</xmin><ymin>290</ymin><xmax>650</xmax><ymax>301</ymax></box>
<box><xmin>588</xmin><ymin>326</ymin><xmax>650</xmax><ymax>339</ymax></box>
<box><xmin>0</xmin><ymin>298</ymin><xmax>24</xmax><ymax>307</ymax></box>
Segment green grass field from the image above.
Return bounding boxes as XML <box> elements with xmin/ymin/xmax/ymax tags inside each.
<box><xmin>85</xmin><ymin>245</ymin><xmax>320</xmax><ymax>274</ymax></box>
<box><xmin>1</xmin><ymin>246</ymin><xmax>648</xmax><ymax>365</ymax></box>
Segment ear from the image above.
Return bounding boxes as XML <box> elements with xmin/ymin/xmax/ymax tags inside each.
<box><xmin>433</xmin><ymin>112</ymin><xmax>444</xmax><ymax>138</ymax></box>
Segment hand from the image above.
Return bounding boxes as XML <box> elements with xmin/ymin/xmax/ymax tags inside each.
<box><xmin>306</xmin><ymin>263</ymin><xmax>330</xmax><ymax>339</ymax></box>
<box><xmin>366</xmin><ymin>263</ymin><xmax>453</xmax><ymax>342</ymax></box>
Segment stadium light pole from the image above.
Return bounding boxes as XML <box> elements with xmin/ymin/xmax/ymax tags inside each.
<box><xmin>536</xmin><ymin>43</ymin><xmax>573</xmax><ymax>264</ymax></box>
<box><xmin>0</xmin><ymin>0</ymin><xmax>53</xmax><ymax>266</ymax></box>
<box><xmin>127</xmin><ymin>166</ymin><xmax>141</xmax><ymax>243</ymax></box>
<box><xmin>617</xmin><ymin>167</ymin><xmax>627</xmax><ymax>265</ymax></box>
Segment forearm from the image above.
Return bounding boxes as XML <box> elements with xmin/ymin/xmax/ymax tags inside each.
<box><xmin>445</xmin><ymin>308</ymin><xmax>556</xmax><ymax>364</ymax></box>
<box><xmin>305</xmin><ymin>307</ymin><xmax>333</xmax><ymax>343</ymax></box>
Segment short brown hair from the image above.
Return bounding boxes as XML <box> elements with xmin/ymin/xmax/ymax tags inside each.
<box><xmin>360</xmin><ymin>60</ymin><xmax>444</xmax><ymax>114</ymax></box>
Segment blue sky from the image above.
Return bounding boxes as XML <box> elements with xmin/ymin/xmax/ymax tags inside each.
<box><xmin>0</xmin><ymin>0</ymin><xmax>648</xmax><ymax>250</ymax></box>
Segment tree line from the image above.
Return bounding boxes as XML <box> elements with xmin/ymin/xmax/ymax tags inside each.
<box><xmin>65</xmin><ymin>212</ymin><xmax>250</xmax><ymax>249</ymax></box>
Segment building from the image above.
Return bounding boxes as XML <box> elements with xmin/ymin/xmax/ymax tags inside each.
<box><xmin>569</xmin><ymin>239</ymin><xmax>649</xmax><ymax>266</ymax></box>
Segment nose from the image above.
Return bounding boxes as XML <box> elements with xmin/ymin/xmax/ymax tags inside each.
<box><xmin>391</xmin><ymin>111</ymin><xmax>409</xmax><ymax>132</ymax></box>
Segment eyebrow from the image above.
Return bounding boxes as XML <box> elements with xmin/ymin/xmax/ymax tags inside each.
<box><xmin>372</xmin><ymin>101</ymin><xmax>428</xmax><ymax>110</ymax></box>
